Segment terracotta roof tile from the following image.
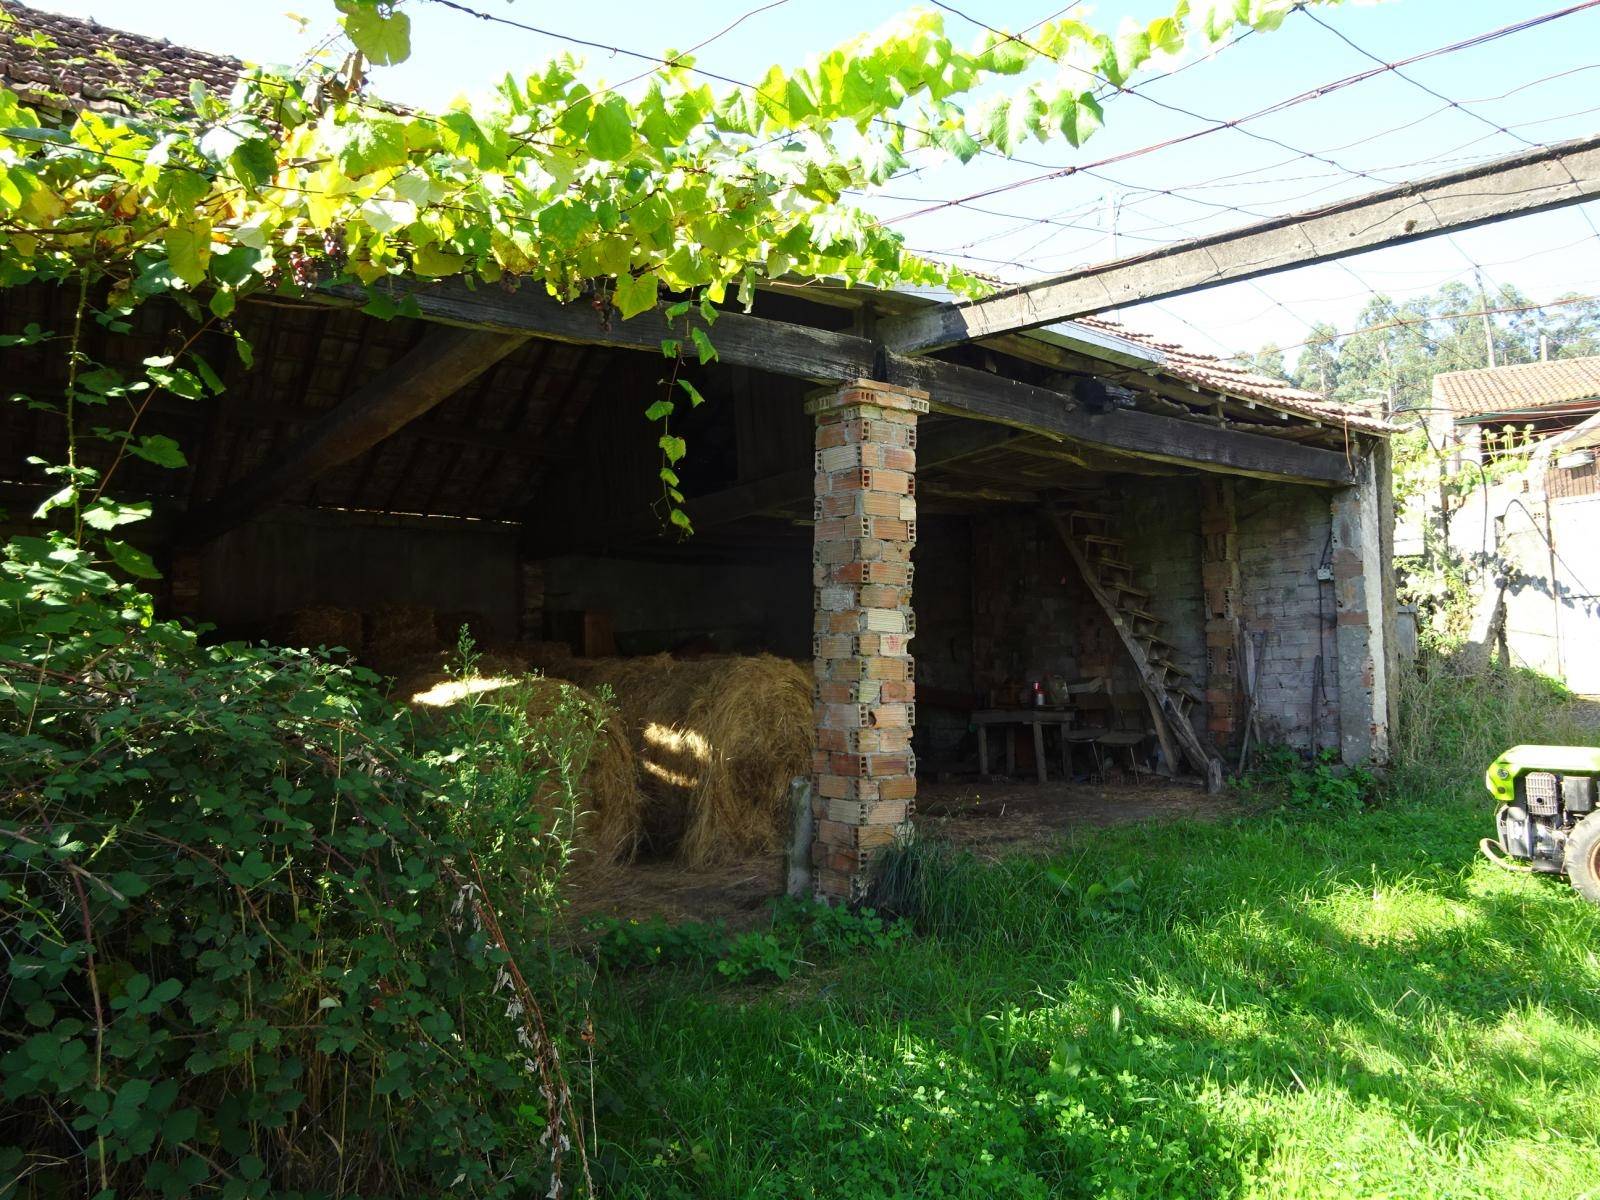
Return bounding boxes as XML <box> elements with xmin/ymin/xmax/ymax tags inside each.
<box><xmin>1069</xmin><ymin>315</ymin><xmax>1396</xmax><ymax>435</ymax></box>
<box><xmin>1</xmin><ymin>2</ymin><xmax>243</xmax><ymax>110</ymax></box>
<box><xmin>1432</xmin><ymin>355</ymin><xmax>1600</xmax><ymax>418</ymax></box>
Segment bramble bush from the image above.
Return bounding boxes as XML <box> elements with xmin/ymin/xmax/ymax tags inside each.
<box><xmin>0</xmin><ymin>536</ymin><xmax>600</xmax><ymax>1198</ymax></box>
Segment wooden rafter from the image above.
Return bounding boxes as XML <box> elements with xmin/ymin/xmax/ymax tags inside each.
<box><xmin>181</xmin><ymin>326</ymin><xmax>528</xmax><ymax>544</ymax></box>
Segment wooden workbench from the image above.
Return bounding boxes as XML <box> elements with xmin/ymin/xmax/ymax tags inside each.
<box><xmin>970</xmin><ymin>708</ymin><xmax>1099</xmax><ymax>783</ymax></box>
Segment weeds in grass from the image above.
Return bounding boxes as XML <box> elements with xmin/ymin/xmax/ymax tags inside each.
<box><xmin>1237</xmin><ymin>746</ymin><xmax>1377</xmax><ymax>816</ymax></box>
<box><xmin>1391</xmin><ymin>652</ymin><xmax>1600</xmax><ymax>796</ymax></box>
<box><xmin>587</xmin><ymin>900</ymin><xmax>903</xmax><ymax>984</ymax></box>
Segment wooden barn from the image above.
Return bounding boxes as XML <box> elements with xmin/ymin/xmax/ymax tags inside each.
<box><xmin>1</xmin><ymin>6</ymin><xmax>1397</xmax><ymax>901</ymax></box>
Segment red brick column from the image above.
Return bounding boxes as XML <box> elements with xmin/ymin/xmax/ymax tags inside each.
<box><xmin>808</xmin><ymin>379</ymin><xmax>927</xmax><ymax>902</ymax></box>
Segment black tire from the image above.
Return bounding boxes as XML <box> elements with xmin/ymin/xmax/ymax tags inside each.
<box><xmin>1565</xmin><ymin>813</ymin><xmax>1600</xmax><ymax>904</ymax></box>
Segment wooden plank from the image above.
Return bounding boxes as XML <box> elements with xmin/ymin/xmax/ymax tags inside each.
<box><xmin>877</xmin><ymin>131</ymin><xmax>1600</xmax><ymax>353</ymax></box>
<box><xmin>321</xmin><ymin>279</ymin><xmax>876</xmax><ymax>384</ymax></box>
<box><xmin>181</xmin><ymin>327</ymin><xmax>528</xmax><ymax>544</ymax></box>
<box><xmin>320</xmin><ymin>281</ymin><xmax>1356</xmax><ymax>484</ymax></box>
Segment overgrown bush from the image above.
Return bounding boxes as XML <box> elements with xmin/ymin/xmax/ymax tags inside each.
<box><xmin>1391</xmin><ymin>652</ymin><xmax>1600</xmax><ymax>796</ymax></box>
<box><xmin>1</xmin><ymin>536</ymin><xmax>598</xmax><ymax>1197</ymax></box>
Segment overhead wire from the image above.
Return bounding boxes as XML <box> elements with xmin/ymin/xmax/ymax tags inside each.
<box><xmin>880</xmin><ymin>0</ymin><xmax>1600</xmax><ymax>225</ymax></box>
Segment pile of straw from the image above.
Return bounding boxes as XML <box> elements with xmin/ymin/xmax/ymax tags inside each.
<box><xmin>534</xmin><ymin>653</ymin><xmax>813</xmax><ymax>866</ymax></box>
<box><xmin>395</xmin><ymin>670</ymin><xmax>642</xmax><ymax>868</ymax></box>
<box><xmin>276</xmin><ymin>606</ymin><xmax>363</xmax><ymax>654</ymax></box>
<box><xmin>365</xmin><ymin>602</ymin><xmax>438</xmax><ymax>674</ymax></box>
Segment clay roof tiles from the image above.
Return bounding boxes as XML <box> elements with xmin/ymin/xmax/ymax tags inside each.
<box><xmin>0</xmin><ymin>1</ymin><xmax>243</xmax><ymax>110</ymax></box>
<box><xmin>1070</xmin><ymin>315</ymin><xmax>1396</xmax><ymax>434</ymax></box>
<box><xmin>1432</xmin><ymin>355</ymin><xmax>1600</xmax><ymax>418</ymax></box>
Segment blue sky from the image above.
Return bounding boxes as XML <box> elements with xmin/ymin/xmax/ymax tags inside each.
<box><xmin>32</xmin><ymin>0</ymin><xmax>1600</xmax><ymax>363</ymax></box>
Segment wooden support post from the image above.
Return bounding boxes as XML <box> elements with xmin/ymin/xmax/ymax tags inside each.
<box><xmin>1200</xmin><ymin>478</ymin><xmax>1244</xmax><ymax>753</ymax></box>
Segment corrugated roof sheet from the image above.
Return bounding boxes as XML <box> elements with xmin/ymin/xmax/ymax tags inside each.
<box><xmin>1071</xmin><ymin>315</ymin><xmax>1397</xmax><ymax>434</ymax></box>
<box><xmin>0</xmin><ymin>2</ymin><xmax>243</xmax><ymax>109</ymax></box>
<box><xmin>1432</xmin><ymin>355</ymin><xmax>1600</xmax><ymax>418</ymax></box>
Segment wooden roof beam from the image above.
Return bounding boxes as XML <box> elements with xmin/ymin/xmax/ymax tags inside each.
<box><xmin>877</xmin><ymin>131</ymin><xmax>1600</xmax><ymax>354</ymax></box>
<box><xmin>323</xmin><ymin>279</ymin><xmax>1356</xmax><ymax>485</ymax></box>
<box><xmin>180</xmin><ymin>326</ymin><xmax>528</xmax><ymax>545</ymax></box>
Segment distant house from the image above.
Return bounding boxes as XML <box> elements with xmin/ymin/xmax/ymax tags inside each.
<box><xmin>1430</xmin><ymin>355</ymin><xmax>1600</xmax><ymax>470</ymax></box>
<box><xmin>1428</xmin><ymin>358</ymin><xmax>1600</xmax><ymax>693</ymax></box>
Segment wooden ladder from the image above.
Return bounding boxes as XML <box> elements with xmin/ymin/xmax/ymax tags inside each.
<box><xmin>1046</xmin><ymin>508</ymin><xmax>1224</xmax><ymax>791</ymax></box>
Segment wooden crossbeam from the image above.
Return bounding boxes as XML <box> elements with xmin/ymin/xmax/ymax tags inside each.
<box><xmin>181</xmin><ymin>326</ymin><xmax>528</xmax><ymax>545</ymax></box>
<box><xmin>321</xmin><ymin>282</ymin><xmax>1357</xmax><ymax>485</ymax></box>
<box><xmin>877</xmin><ymin>132</ymin><xmax>1600</xmax><ymax>354</ymax></box>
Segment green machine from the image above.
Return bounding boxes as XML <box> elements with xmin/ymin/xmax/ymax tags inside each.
<box><xmin>1483</xmin><ymin>745</ymin><xmax>1600</xmax><ymax>902</ymax></box>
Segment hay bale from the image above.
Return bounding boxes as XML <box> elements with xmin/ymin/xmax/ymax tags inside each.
<box><xmin>393</xmin><ymin>670</ymin><xmax>641</xmax><ymax>868</ymax></box>
<box><xmin>365</xmin><ymin>602</ymin><xmax>439</xmax><ymax>674</ymax></box>
<box><xmin>542</xmin><ymin>653</ymin><xmax>812</xmax><ymax>866</ymax></box>
<box><xmin>277</xmin><ymin>605</ymin><xmax>363</xmax><ymax>653</ymax></box>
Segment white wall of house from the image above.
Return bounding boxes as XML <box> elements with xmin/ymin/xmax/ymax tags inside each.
<box><xmin>1452</xmin><ymin>455</ymin><xmax>1600</xmax><ymax>694</ymax></box>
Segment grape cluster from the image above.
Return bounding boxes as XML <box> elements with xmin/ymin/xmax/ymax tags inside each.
<box><xmin>321</xmin><ymin>222</ymin><xmax>347</xmax><ymax>268</ymax></box>
<box><xmin>287</xmin><ymin>248</ymin><xmax>318</xmax><ymax>289</ymax></box>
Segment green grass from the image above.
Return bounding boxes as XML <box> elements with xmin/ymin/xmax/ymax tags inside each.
<box><xmin>584</xmin><ymin>665</ymin><xmax>1600</xmax><ymax>1199</ymax></box>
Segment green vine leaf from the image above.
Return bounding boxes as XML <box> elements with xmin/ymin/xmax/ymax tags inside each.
<box><xmin>586</xmin><ymin>95</ymin><xmax>635</xmax><ymax>162</ymax></box>
<box><xmin>614</xmin><ymin>272</ymin><xmax>660</xmax><ymax>320</ymax></box>
<box><xmin>82</xmin><ymin>499</ymin><xmax>154</xmax><ymax>530</ymax></box>
<box><xmin>338</xmin><ymin>1</ymin><xmax>412</xmax><ymax>66</ymax></box>
<box><xmin>104</xmin><ymin>538</ymin><xmax>160</xmax><ymax>579</ymax></box>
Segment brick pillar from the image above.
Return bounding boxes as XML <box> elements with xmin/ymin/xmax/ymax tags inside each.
<box><xmin>1330</xmin><ymin>448</ymin><xmax>1392</xmax><ymax>766</ymax></box>
<box><xmin>808</xmin><ymin>379</ymin><xmax>926</xmax><ymax>902</ymax></box>
<box><xmin>1199</xmin><ymin>478</ymin><xmax>1241</xmax><ymax>749</ymax></box>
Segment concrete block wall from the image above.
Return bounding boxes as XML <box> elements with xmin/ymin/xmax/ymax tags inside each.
<box><xmin>969</xmin><ymin>513</ymin><xmax>1133</xmax><ymax>697</ymax></box>
<box><xmin>1235</xmin><ymin>481</ymin><xmax>1341</xmax><ymax>754</ymax></box>
<box><xmin>538</xmin><ymin>554</ymin><xmax>811</xmax><ymax>658</ymax></box>
<box><xmin>1118</xmin><ymin>478</ymin><xmax>1206</xmax><ymax>685</ymax></box>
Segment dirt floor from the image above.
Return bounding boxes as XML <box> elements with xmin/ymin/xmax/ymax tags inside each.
<box><xmin>918</xmin><ymin>776</ymin><xmax>1237</xmax><ymax>858</ymax></box>
<box><xmin>565</xmin><ymin>777</ymin><xmax>1238</xmax><ymax>929</ymax></box>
